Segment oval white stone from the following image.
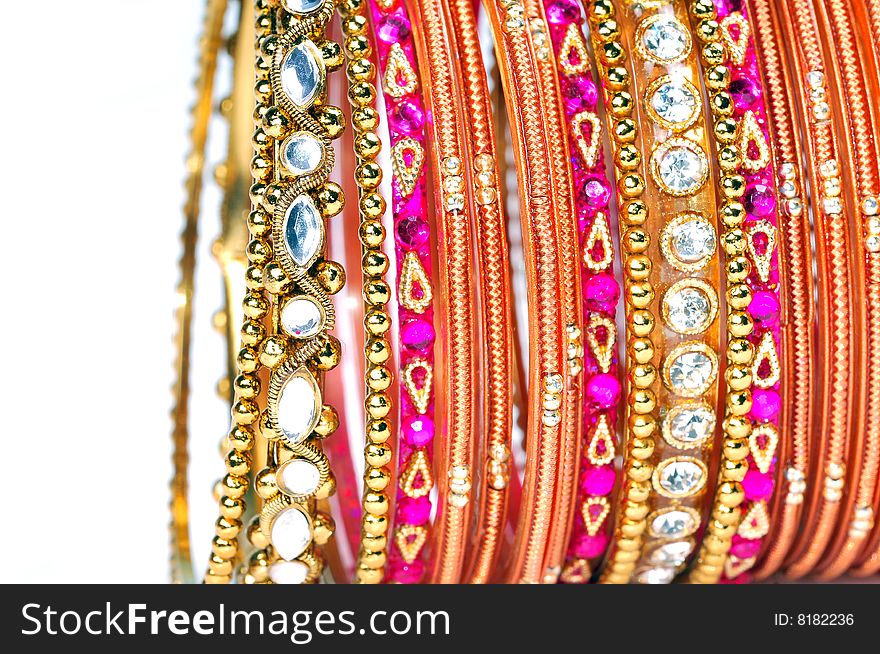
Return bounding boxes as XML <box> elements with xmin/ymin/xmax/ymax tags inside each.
<box><xmin>635</xmin><ymin>567</ymin><xmax>675</xmax><ymax>584</ymax></box>
<box><xmin>283</xmin><ymin>0</ymin><xmax>324</xmax><ymax>14</ymax></box>
<box><xmin>276</xmin><ymin>371</ymin><xmax>319</xmax><ymax>444</ymax></box>
<box><xmin>671</xmin><ymin>217</ymin><xmax>715</xmax><ymax>263</ymax></box>
<box><xmin>666</xmin><ymin>405</ymin><xmax>715</xmax><ymax>445</ymax></box>
<box><xmin>281</xmin><ymin>41</ymin><xmax>323</xmax><ymax>108</ymax></box>
<box><xmin>269</xmin><ymin>559</ymin><xmax>309</xmax><ymax>585</ymax></box>
<box><xmin>280</xmin><ymin>296</ymin><xmax>324</xmax><ymax>339</ymax></box>
<box><xmin>651</xmin><ymin>510</ymin><xmax>697</xmax><ymax>538</ymax></box>
<box><xmin>668</xmin><ymin>350</ymin><xmax>715</xmax><ymax>394</ymax></box>
<box><xmin>270</xmin><ymin>507</ymin><xmax>312</xmax><ymax>561</ymax></box>
<box><xmin>665</xmin><ymin>286</ymin><xmax>712</xmax><ymax>333</ymax></box>
<box><xmin>278</xmin><ymin>459</ymin><xmax>321</xmax><ymax>497</ymax></box>
<box><xmin>658</xmin><ymin>460</ymin><xmax>705</xmax><ymax>496</ymax></box>
<box><xmin>648</xmin><ymin>541</ymin><xmax>693</xmax><ymax>567</ymax></box>
<box><xmin>284</xmin><ymin>195</ymin><xmax>324</xmax><ymax>267</ymax></box>
<box><xmin>281</xmin><ymin>132</ymin><xmax>324</xmax><ymax>176</ymax></box>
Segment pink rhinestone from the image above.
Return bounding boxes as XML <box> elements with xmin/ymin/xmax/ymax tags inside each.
<box><xmin>586</xmin><ymin>373</ymin><xmax>621</xmax><ymax>409</ymax></box>
<box><xmin>582</xmin><ymin>176</ymin><xmax>611</xmax><ymax>208</ymax></box>
<box><xmin>573</xmin><ymin>532</ymin><xmax>609</xmax><ymax>559</ymax></box>
<box><xmin>396</xmin><ymin>214</ymin><xmax>429</xmax><ymax>247</ymax></box>
<box><xmin>584</xmin><ymin>272</ymin><xmax>620</xmax><ymax>313</ymax></box>
<box><xmin>561</xmin><ymin>75</ymin><xmax>598</xmax><ymax>112</ymax></box>
<box><xmin>390</xmin><ymin>99</ymin><xmax>425</xmax><ymax>135</ymax></box>
<box><xmin>397</xmin><ymin>496</ymin><xmax>431</xmax><ymax>525</ymax></box>
<box><xmin>745</xmin><ymin>183</ymin><xmax>776</xmax><ymax>217</ymax></box>
<box><xmin>749</xmin><ymin>291</ymin><xmax>780</xmax><ymax>326</ymax></box>
<box><xmin>376</xmin><ymin>15</ymin><xmax>411</xmax><ymax>44</ymax></box>
<box><xmin>401</xmin><ymin>319</ymin><xmax>435</xmax><ymax>352</ymax></box>
<box><xmin>750</xmin><ymin>388</ymin><xmax>780</xmax><ymax>421</ymax></box>
<box><xmin>730</xmin><ymin>76</ymin><xmax>761</xmax><ymax>110</ymax></box>
<box><xmin>402</xmin><ymin>415</ymin><xmax>434</xmax><ymax>446</ymax></box>
<box><xmin>581</xmin><ymin>465</ymin><xmax>615</xmax><ymax>496</ymax></box>
<box><xmin>742</xmin><ymin>469</ymin><xmax>774</xmax><ymax>501</ymax></box>
<box><xmin>730</xmin><ymin>535</ymin><xmax>762</xmax><ymax>559</ymax></box>
<box><xmin>388</xmin><ymin>559</ymin><xmax>424</xmax><ymax>584</ymax></box>
<box><xmin>545</xmin><ymin>0</ymin><xmax>580</xmax><ymax>25</ymax></box>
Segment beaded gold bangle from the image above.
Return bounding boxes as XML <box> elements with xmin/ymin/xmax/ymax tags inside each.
<box><xmin>586</xmin><ymin>0</ymin><xmax>655</xmax><ymax>585</ymax></box>
<box><xmin>812</xmin><ymin>0</ymin><xmax>880</xmax><ymax>580</ymax></box>
<box><xmin>409</xmin><ymin>0</ymin><xmax>479</xmax><ymax>584</ymax></box>
<box><xmin>337</xmin><ymin>0</ymin><xmax>395</xmax><ymax>584</ymax></box>
<box><xmin>230</xmin><ymin>0</ymin><xmax>348</xmax><ymax>585</ymax></box>
<box><xmin>170</xmin><ymin>0</ymin><xmax>230</xmax><ymax>586</ymax></box>
<box><xmin>778</xmin><ymin>0</ymin><xmax>858</xmax><ymax>580</ymax></box>
<box><xmin>747</xmin><ymin>0</ymin><xmax>813</xmax><ymax>582</ymax></box>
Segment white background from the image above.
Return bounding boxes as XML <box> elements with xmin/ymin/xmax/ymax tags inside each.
<box><xmin>0</xmin><ymin>1</ymin><xmax>226</xmax><ymax>582</ymax></box>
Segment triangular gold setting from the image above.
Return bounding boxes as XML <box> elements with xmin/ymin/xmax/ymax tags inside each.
<box><xmin>720</xmin><ymin>12</ymin><xmax>751</xmax><ymax>66</ymax></box>
<box><xmin>402</xmin><ymin>357</ymin><xmax>433</xmax><ymax>415</ymax></box>
<box><xmin>560</xmin><ymin>558</ymin><xmax>591</xmax><ymax>584</ymax></box>
<box><xmin>738</xmin><ymin>500</ymin><xmax>770</xmax><ymax>539</ymax></box>
<box><xmin>751</xmin><ymin>331</ymin><xmax>781</xmax><ymax>390</ymax></box>
<box><xmin>559</xmin><ymin>24</ymin><xmax>590</xmax><ymax>76</ymax></box>
<box><xmin>582</xmin><ymin>496</ymin><xmax>611</xmax><ymax>536</ymax></box>
<box><xmin>738</xmin><ymin>110</ymin><xmax>770</xmax><ymax>172</ymax></box>
<box><xmin>586</xmin><ymin>415</ymin><xmax>615</xmax><ymax>466</ymax></box>
<box><xmin>571</xmin><ymin>111</ymin><xmax>602</xmax><ymax>169</ymax></box>
<box><xmin>399</xmin><ymin>251</ymin><xmax>433</xmax><ymax>314</ymax></box>
<box><xmin>749</xmin><ymin>423</ymin><xmax>779</xmax><ymax>474</ymax></box>
<box><xmin>585</xmin><ymin>314</ymin><xmax>616</xmax><ymax>373</ymax></box>
<box><xmin>745</xmin><ymin>219</ymin><xmax>776</xmax><ymax>283</ymax></box>
<box><xmin>391</xmin><ymin>137</ymin><xmax>424</xmax><ymax>199</ymax></box>
<box><xmin>400</xmin><ymin>449</ymin><xmax>434</xmax><ymax>499</ymax></box>
<box><xmin>724</xmin><ymin>554</ymin><xmax>757</xmax><ymax>578</ymax></box>
<box><xmin>583</xmin><ymin>211</ymin><xmax>614</xmax><ymax>272</ymax></box>
<box><xmin>383</xmin><ymin>42</ymin><xmax>417</xmax><ymax>98</ymax></box>
<box><xmin>394</xmin><ymin>524</ymin><xmax>427</xmax><ymax>564</ymax></box>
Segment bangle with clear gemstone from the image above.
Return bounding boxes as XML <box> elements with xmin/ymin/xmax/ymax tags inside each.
<box><xmin>600</xmin><ymin>0</ymin><xmax>725</xmax><ymax>585</ymax></box>
<box><xmin>773</xmin><ymin>0</ymin><xmax>857</xmax><ymax>582</ymax></box>
<box><xmin>223</xmin><ymin>0</ymin><xmax>348</xmax><ymax>586</ymax></box>
<box><xmin>366</xmin><ymin>0</ymin><xmax>441</xmax><ymax>584</ymax></box>
<box><xmin>540</xmin><ymin>0</ymin><xmax>622</xmax><ymax>585</ymax></box>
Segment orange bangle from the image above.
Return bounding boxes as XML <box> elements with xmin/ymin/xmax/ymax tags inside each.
<box><xmin>778</xmin><ymin>0</ymin><xmax>860</xmax><ymax>580</ymax></box>
<box><xmin>409</xmin><ymin>0</ymin><xmax>480</xmax><ymax>584</ymax></box>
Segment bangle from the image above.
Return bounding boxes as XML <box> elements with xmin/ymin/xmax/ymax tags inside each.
<box><xmin>338</xmin><ymin>0</ymin><xmax>396</xmax><ymax>584</ymax></box>
<box><xmin>441</xmin><ymin>0</ymin><xmax>516</xmax><ymax>585</ymax></box>
<box><xmin>366</xmin><ymin>0</ymin><xmax>440</xmax><ymax>584</ymax></box>
<box><xmin>746</xmin><ymin>0</ymin><xmax>813</xmax><ymax>582</ymax></box>
<box><xmin>542</xmin><ymin>0</ymin><xmax>622</xmax><ymax>583</ymax></box>
<box><xmin>779</xmin><ymin>0</ymin><xmax>858</xmax><ymax>580</ymax></box>
<box><xmin>170</xmin><ymin>0</ymin><xmax>230</xmax><ymax>586</ymax></box>
<box><xmin>409</xmin><ymin>0</ymin><xmax>480</xmax><ymax>584</ymax></box>
<box><xmin>811</xmin><ymin>0</ymin><xmax>880</xmax><ymax>580</ymax></box>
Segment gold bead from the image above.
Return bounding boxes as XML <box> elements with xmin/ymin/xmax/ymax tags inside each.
<box><xmin>361</xmin><ymin>192</ymin><xmax>386</xmax><ymax>219</ymax></box>
<box><xmin>626</xmin><ymin>254</ymin><xmax>651</xmax><ymax>281</ymax></box>
<box><xmin>610</xmin><ymin>91</ymin><xmax>634</xmax><ymax>117</ymax></box>
<box><xmin>721</xmin><ymin>201</ymin><xmax>746</xmax><ymax>226</ymax></box>
<box><xmin>718</xmin><ymin>481</ymin><xmax>745</xmax><ymax>507</ymax></box>
<box><xmin>620</xmin><ymin>519</ymin><xmax>646</xmax><ymax>538</ymax></box>
<box><xmin>362</xmin><ymin>251</ymin><xmax>389</xmax><ymax>276</ymax></box>
<box><xmin>215</xmin><ymin>516</ymin><xmax>242</xmax><ymax>540</ymax></box>
<box><xmin>727</xmin><ymin>256</ymin><xmax>751</xmax><ymax>284</ymax></box>
<box><xmin>219</xmin><ymin>496</ymin><xmax>245</xmax><ymax>521</ymax></box>
<box><xmin>313</xmin><ymin>512</ymin><xmax>335</xmax><ymax>545</ymax></box>
<box><xmin>590</xmin><ymin>0</ymin><xmax>614</xmax><ymax>20</ymax></box>
<box><xmin>631</xmin><ymin>309</ymin><xmax>654</xmax><ymax>337</ymax></box>
<box><xmin>359</xmin><ymin>219</ymin><xmax>385</xmax><ymax>247</ymax></box>
<box><xmin>728</xmin><ymin>309</ymin><xmax>754</xmax><ymax>337</ymax></box>
<box><xmin>345</xmin><ymin>34</ymin><xmax>371</xmax><ymax>58</ymax></box>
<box><xmin>614</xmin><ymin>119</ymin><xmax>637</xmax><ymax>144</ymax></box>
<box><xmin>234</xmin><ymin>374</ymin><xmax>260</xmax><ymax>400</ymax></box>
<box><xmin>361</xmin><ymin>534</ymin><xmax>387</xmax><ymax>553</ymax></box>
<box><xmin>240</xmin><ymin>319</ymin><xmax>265</xmax><ymax>346</ymax></box>
<box><xmin>366</xmin><ymin>392</ymin><xmax>391</xmax><ymax>419</ymax></box>
<box><xmin>232</xmin><ymin>399</ymin><xmax>259</xmax><ymax>426</ymax></box>
<box><xmin>367</xmin><ymin>418</ymin><xmax>392</xmax><ymax>443</ymax></box>
<box><xmin>628</xmin><ymin>282</ymin><xmax>655</xmax><ymax>308</ymax></box>
<box><xmin>726</xmin><ymin>365</ymin><xmax>752</xmax><ymax>391</ymax></box>
<box><xmin>315</xmin><ymin>260</ymin><xmax>346</xmax><ymax>294</ymax></box>
<box><xmin>223</xmin><ymin>473</ymin><xmax>249</xmax><ymax>500</ymax></box>
<box><xmin>209</xmin><ymin>555</ymin><xmax>234</xmax><ymax>577</ymax></box>
<box><xmin>363</xmin><ymin>512</ymin><xmax>388</xmax><ymax>536</ymax></box>
<box><xmin>314</xmin><ymin>105</ymin><xmax>346</xmax><ymax>139</ymax></box>
<box><xmin>630</xmin><ymin>388</ymin><xmax>656</xmax><ymax>414</ymax></box>
<box><xmin>616</xmin><ymin>144</ymin><xmax>641</xmax><ymax>170</ymax></box>
<box><xmin>600</xmin><ymin>40</ymin><xmax>624</xmax><ymax>65</ymax></box>
<box><xmin>721</xmin><ymin>174</ymin><xmax>746</xmax><ymax>199</ymax></box>
<box><xmin>728</xmin><ymin>337</ymin><xmax>754</xmax><ymax>365</ymax></box>
<box><xmin>315</xmin><ymin>335</ymin><xmax>343</xmax><ymax>370</ymax></box>
<box><xmin>316</xmin><ymin>182</ymin><xmax>345</xmax><ymax>218</ymax></box>
<box><xmin>723</xmin><ymin>437</ymin><xmax>750</xmax><ymax>462</ymax></box>
<box><xmin>352</xmin><ymin>106</ymin><xmax>379</xmax><ymax>132</ymax></box>
<box><xmin>315</xmin><ymin>404</ymin><xmax>339</xmax><ymax>437</ymax></box>
<box><xmin>315</xmin><ymin>472</ymin><xmax>336</xmax><ymax>500</ymax></box>
<box><xmin>721</xmin><ymin>459</ymin><xmax>748</xmax><ymax>482</ymax></box>
<box><xmin>366</xmin><ymin>364</ymin><xmax>392</xmax><ymax>392</ymax></box>
<box><xmin>245</xmin><ymin>265</ymin><xmax>264</xmax><ymax>291</ymax></box>
<box><xmin>254</xmin><ymin>468</ymin><xmax>277</xmax><ymax>500</ymax></box>
<box><xmin>596</xmin><ymin>19</ymin><xmax>620</xmax><ymax>41</ymax></box>
<box><xmin>628</xmin><ymin>459</ymin><xmax>653</xmax><ymax>483</ymax></box>
<box><xmin>632</xmin><ymin>364</ymin><xmax>656</xmax><ymax>388</ymax></box>
<box><xmin>347</xmin><ymin>57</ymin><xmax>374</xmax><ymax>82</ymax></box>
<box><xmin>624</xmin><ymin>501</ymin><xmax>649</xmax><ymax>521</ymax></box>
<box><xmin>228</xmin><ymin>426</ymin><xmax>254</xmax><ymax>452</ymax></box>
<box><xmin>364</xmin><ymin>309</ymin><xmax>391</xmax><ymax>336</ymax></box>
<box><xmin>363</xmin><ymin>491</ymin><xmax>389</xmax><ymax>515</ymax></box>
<box><xmin>349</xmin><ymin>81</ymin><xmax>376</xmax><ymax>107</ymax></box>
<box><xmin>627</xmin><ymin>480</ymin><xmax>651</xmax><ymax>502</ymax></box>
<box><xmin>226</xmin><ymin>450</ymin><xmax>250</xmax><ymax>477</ymax></box>
<box><xmin>263</xmin><ymin>263</ymin><xmax>289</xmax><ymax>295</ymax></box>
<box><xmin>237</xmin><ymin>347</ymin><xmax>258</xmax><ymax>374</ymax></box>
<box><xmin>630</xmin><ymin>338</ymin><xmax>654</xmax><ymax>364</ymax></box>
<box><xmin>356</xmin><ymin>567</ymin><xmax>384</xmax><ymax>584</ymax></box>
<box><xmin>718</xmin><ymin>144</ymin><xmax>740</xmax><ymax>170</ymax></box>
<box><xmin>261</xmin><ymin>106</ymin><xmax>290</xmax><ymax>139</ymax></box>
<box><xmin>365</xmin><ymin>337</ymin><xmax>391</xmax><ymax>364</ymax></box>
<box><xmin>356</xmin><ymin>132</ymin><xmax>382</xmax><ymax>160</ymax></box>
<box><xmin>630</xmin><ymin>437</ymin><xmax>655</xmax><ymax>460</ymax></box>
<box><xmin>629</xmin><ymin>414</ymin><xmax>656</xmax><ymax>439</ymax></box>
<box><xmin>723</xmin><ymin>229</ymin><xmax>747</xmax><ymax>255</ymax></box>
<box><xmin>212</xmin><ymin>536</ymin><xmax>237</xmax><ymax>560</ymax></box>
<box><xmin>365</xmin><ymin>466</ymin><xmax>391</xmax><ymax>491</ymax></box>
<box><xmin>727</xmin><ymin>390</ymin><xmax>752</xmax><ymax>416</ymax></box>
<box><xmin>606</xmin><ymin>66</ymin><xmax>628</xmax><ymax>89</ymax></box>
<box><xmin>247</xmin><ymin>210</ymin><xmax>271</xmax><ymax>237</ymax></box>
<box><xmin>727</xmin><ymin>284</ymin><xmax>752</xmax><ymax>310</ymax></box>
<box><xmin>724</xmin><ymin>415</ymin><xmax>752</xmax><ymax>439</ymax></box>
<box><xmin>242</xmin><ymin>292</ymin><xmax>269</xmax><ymax>319</ymax></box>
<box><xmin>247</xmin><ymin>520</ymin><xmax>269</xmax><ymax>549</ymax></box>
<box><xmin>356</xmin><ymin>162</ymin><xmax>382</xmax><ymax>189</ymax></box>
<box><xmin>259</xmin><ymin>336</ymin><xmax>287</xmax><ymax>369</ymax></box>
<box><xmin>702</xmin><ymin>41</ymin><xmax>726</xmax><ymax>66</ymax></box>
<box><xmin>624</xmin><ymin>227</ymin><xmax>650</xmax><ymax>253</ymax></box>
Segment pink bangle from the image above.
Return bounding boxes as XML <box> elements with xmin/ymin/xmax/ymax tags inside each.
<box><xmin>712</xmin><ymin>0</ymin><xmax>783</xmax><ymax>583</ymax></box>
<box><xmin>542</xmin><ymin>0</ymin><xmax>622</xmax><ymax>584</ymax></box>
<box><xmin>369</xmin><ymin>0</ymin><xmax>438</xmax><ymax>584</ymax></box>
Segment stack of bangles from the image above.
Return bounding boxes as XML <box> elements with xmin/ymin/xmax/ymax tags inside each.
<box><xmin>170</xmin><ymin>0</ymin><xmax>880</xmax><ymax>584</ymax></box>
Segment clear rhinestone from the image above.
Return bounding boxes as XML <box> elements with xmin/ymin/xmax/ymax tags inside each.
<box><xmin>284</xmin><ymin>195</ymin><xmax>323</xmax><ymax>267</ymax></box>
<box><xmin>819</xmin><ymin>160</ymin><xmax>839</xmax><ymax>178</ymax></box>
<box><xmin>269</xmin><ymin>560</ymin><xmax>309</xmax><ymax>585</ymax></box>
<box><xmin>659</xmin><ymin>460</ymin><xmax>704</xmax><ymax>496</ymax></box>
<box><xmin>649</xmin><ymin>541</ymin><xmax>693</xmax><ymax>566</ymax></box>
<box><xmin>807</xmin><ymin>70</ymin><xmax>825</xmax><ymax>88</ymax></box>
<box><xmin>650</xmin><ymin>79</ymin><xmax>697</xmax><ymax>126</ymax></box>
<box><xmin>787</xmin><ymin>198</ymin><xmax>803</xmax><ymax>216</ymax></box>
<box><xmin>779</xmin><ymin>180</ymin><xmax>797</xmax><ymax>198</ymax></box>
<box><xmin>280</xmin><ymin>296</ymin><xmax>324</xmax><ymax>339</ymax></box>
<box><xmin>670</xmin><ymin>217</ymin><xmax>715</xmax><ymax>263</ymax></box>
<box><xmin>813</xmin><ymin>102</ymin><xmax>830</xmax><ymax>120</ymax></box>
<box><xmin>667</xmin><ymin>405</ymin><xmax>715</xmax><ymax>445</ymax></box>
<box><xmin>635</xmin><ymin>567</ymin><xmax>675</xmax><ymax>584</ymax></box>
<box><xmin>867</xmin><ymin>235</ymin><xmax>880</xmax><ymax>252</ymax></box>
<box><xmin>868</xmin><ymin>217</ymin><xmax>880</xmax><ymax>233</ymax></box>
<box><xmin>657</xmin><ymin>144</ymin><xmax>706</xmax><ymax>195</ymax></box>
<box><xmin>668</xmin><ymin>350</ymin><xmax>715</xmax><ymax>393</ymax></box>
<box><xmin>276</xmin><ymin>371</ymin><xmax>319</xmax><ymax>444</ymax></box>
<box><xmin>278</xmin><ymin>459</ymin><xmax>322</xmax><ymax>497</ymax></box>
<box><xmin>642</xmin><ymin>17</ymin><xmax>689</xmax><ymax>62</ymax></box>
<box><xmin>779</xmin><ymin>162</ymin><xmax>796</xmax><ymax>179</ymax></box>
<box><xmin>651</xmin><ymin>510</ymin><xmax>697</xmax><ymax>538</ymax></box>
<box><xmin>823</xmin><ymin>197</ymin><xmax>843</xmax><ymax>214</ymax></box>
<box><xmin>281</xmin><ymin>132</ymin><xmax>323</xmax><ymax>176</ymax></box>
<box><xmin>863</xmin><ymin>197</ymin><xmax>879</xmax><ymax>216</ymax></box>
<box><xmin>280</xmin><ymin>41</ymin><xmax>323</xmax><ymax>108</ymax></box>
<box><xmin>270</xmin><ymin>507</ymin><xmax>312</xmax><ymax>561</ymax></box>
<box><xmin>665</xmin><ymin>286</ymin><xmax>712</xmax><ymax>333</ymax></box>
<box><xmin>283</xmin><ymin>0</ymin><xmax>324</xmax><ymax>14</ymax></box>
